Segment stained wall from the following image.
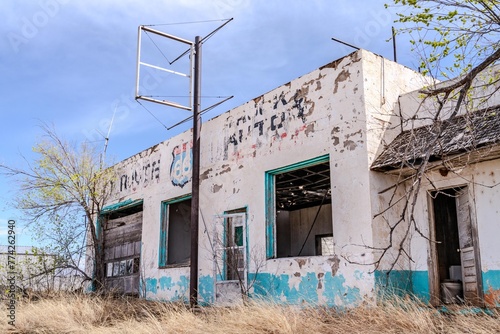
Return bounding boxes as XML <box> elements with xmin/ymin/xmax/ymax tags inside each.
<box><xmin>102</xmin><ymin>49</ymin><xmax>430</xmax><ymax>306</ymax></box>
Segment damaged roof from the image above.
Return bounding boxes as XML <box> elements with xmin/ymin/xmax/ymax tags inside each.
<box><xmin>371</xmin><ymin>105</ymin><xmax>500</xmax><ymax>172</ymax></box>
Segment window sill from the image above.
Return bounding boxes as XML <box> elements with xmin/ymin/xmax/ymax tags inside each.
<box><xmin>159</xmin><ymin>262</ymin><xmax>190</xmax><ymax>269</ymax></box>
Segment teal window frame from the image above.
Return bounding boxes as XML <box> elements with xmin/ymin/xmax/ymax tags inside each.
<box><xmin>265</xmin><ymin>154</ymin><xmax>330</xmax><ymax>259</ymax></box>
<box><xmin>159</xmin><ymin>194</ymin><xmax>192</xmax><ymax>268</ymax></box>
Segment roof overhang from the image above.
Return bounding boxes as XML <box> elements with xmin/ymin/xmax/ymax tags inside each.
<box><xmin>371</xmin><ymin>105</ymin><xmax>500</xmax><ymax>175</ymax></box>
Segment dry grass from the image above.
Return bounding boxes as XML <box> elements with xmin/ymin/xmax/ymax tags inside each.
<box><xmin>2</xmin><ymin>292</ymin><xmax>499</xmax><ymax>333</ymax></box>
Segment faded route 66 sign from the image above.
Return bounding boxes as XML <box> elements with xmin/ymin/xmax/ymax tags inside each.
<box><xmin>170</xmin><ymin>142</ymin><xmax>192</xmax><ymax>187</ymax></box>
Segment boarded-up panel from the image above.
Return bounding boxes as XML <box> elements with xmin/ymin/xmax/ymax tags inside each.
<box><xmin>104</xmin><ymin>211</ymin><xmax>143</xmax><ymax>248</ymax></box>
<box><xmin>106</xmin><ymin>275</ymin><xmax>139</xmax><ymax>295</ymax></box>
<box><xmin>104</xmin><ymin>209</ymin><xmax>143</xmax><ymax>295</ymax></box>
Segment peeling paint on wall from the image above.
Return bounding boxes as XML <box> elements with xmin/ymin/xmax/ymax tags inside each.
<box><xmin>331</xmin><ymin>127</ymin><xmax>340</xmax><ymax>146</ymax></box>
<box><xmin>249</xmin><ymin>271</ymin><xmax>362</xmax><ymax>307</ymax></box>
<box><xmin>200</xmin><ymin>168</ymin><xmax>212</xmax><ymax>181</ymax></box>
<box><xmin>101</xmin><ymin>49</ymin><xmax>441</xmax><ymax>307</ymax></box>
<box><xmin>222</xmin><ymin>86</ymin><xmax>317</xmax><ymax>161</ymax></box>
<box><xmin>118</xmin><ymin>157</ymin><xmax>161</xmax><ymax>193</ymax></box>
<box><xmin>145</xmin><ymin>276</ymin><xmax>189</xmax><ymax>302</ymax></box>
<box><xmin>343</xmin><ymin>140</ymin><xmax>357</xmax><ymax>151</ymax></box>
<box><xmin>333</xmin><ymin>69</ymin><xmax>351</xmax><ymax>94</ymax></box>
<box><xmin>328</xmin><ymin>256</ymin><xmax>340</xmax><ymax>276</ymax></box>
<box><xmin>211</xmin><ymin>184</ymin><xmax>223</xmax><ymax>193</ymax></box>
<box><xmin>198</xmin><ymin>275</ymin><xmax>215</xmax><ymax>305</ymax></box>
<box><xmin>483</xmin><ymin>270</ymin><xmax>500</xmax><ymax>306</ymax></box>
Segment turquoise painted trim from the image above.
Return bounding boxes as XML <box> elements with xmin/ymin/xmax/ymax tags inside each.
<box><xmin>482</xmin><ymin>270</ymin><xmax>500</xmax><ymax>306</ymax></box>
<box><xmin>244</xmin><ymin>206</ymin><xmax>250</xmax><ymax>289</ymax></box>
<box><xmin>411</xmin><ymin>271</ymin><xmax>430</xmax><ymax>302</ymax></box>
<box><xmin>248</xmin><ymin>271</ymin><xmax>361</xmax><ymax>307</ymax></box>
<box><xmin>144</xmin><ymin>275</ymin><xmax>190</xmax><ymax>302</ymax></box>
<box><xmin>266</xmin><ymin>154</ymin><xmax>330</xmax><ymax>174</ymax></box>
<box><xmin>264</xmin><ymin>172</ymin><xmax>275</xmax><ymax>259</ymax></box>
<box><xmin>482</xmin><ymin>270</ymin><xmax>500</xmax><ymax>291</ymax></box>
<box><xmin>158</xmin><ymin>203</ymin><xmax>168</xmax><ymax>268</ymax></box>
<box><xmin>264</xmin><ymin>154</ymin><xmax>330</xmax><ymax>259</ymax></box>
<box><xmin>158</xmin><ymin>194</ymin><xmax>191</xmax><ymax>268</ymax></box>
<box><xmin>101</xmin><ymin>198</ymin><xmax>143</xmax><ymax>214</ymax></box>
<box><xmin>375</xmin><ymin>270</ymin><xmax>430</xmax><ymax>303</ymax></box>
<box><xmin>198</xmin><ymin>275</ymin><xmax>215</xmax><ymax>305</ymax></box>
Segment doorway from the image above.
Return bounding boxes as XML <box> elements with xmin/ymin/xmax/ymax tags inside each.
<box><xmin>213</xmin><ymin>210</ymin><xmax>247</xmax><ymax>305</ymax></box>
<box><xmin>429</xmin><ymin>186</ymin><xmax>483</xmax><ymax>306</ymax></box>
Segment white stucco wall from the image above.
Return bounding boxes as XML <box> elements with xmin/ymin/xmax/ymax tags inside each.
<box><xmin>400</xmin><ymin>159</ymin><xmax>500</xmax><ymax>304</ymax></box>
<box><xmin>102</xmin><ymin>49</ymin><xmax>431</xmax><ymax>306</ymax></box>
<box><xmin>397</xmin><ymin>65</ymin><xmax>500</xmax><ymax>132</ymax></box>
<box><xmin>377</xmin><ymin>65</ymin><xmax>500</xmax><ymax>305</ymax></box>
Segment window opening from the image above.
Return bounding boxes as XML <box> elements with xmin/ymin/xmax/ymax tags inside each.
<box><xmin>267</xmin><ymin>156</ymin><xmax>333</xmax><ymax>258</ymax></box>
<box><xmin>315</xmin><ymin>234</ymin><xmax>334</xmax><ymax>256</ymax></box>
<box><xmin>159</xmin><ymin>196</ymin><xmax>191</xmax><ymax>267</ymax></box>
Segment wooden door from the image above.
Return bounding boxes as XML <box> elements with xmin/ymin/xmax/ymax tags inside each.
<box><xmin>456</xmin><ymin>189</ymin><xmax>483</xmax><ymax>305</ymax></box>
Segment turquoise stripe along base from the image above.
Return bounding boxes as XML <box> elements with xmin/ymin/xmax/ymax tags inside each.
<box><xmin>141</xmin><ymin>270</ymin><xmax>500</xmax><ymax>306</ymax></box>
<box><xmin>374</xmin><ymin>270</ymin><xmax>430</xmax><ymax>303</ymax></box>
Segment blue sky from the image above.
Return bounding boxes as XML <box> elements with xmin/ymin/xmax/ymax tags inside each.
<box><xmin>0</xmin><ymin>0</ymin><xmax>418</xmax><ymax>246</ymax></box>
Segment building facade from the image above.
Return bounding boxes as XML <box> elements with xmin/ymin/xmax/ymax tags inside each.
<box><xmin>96</xmin><ymin>49</ymin><xmax>500</xmax><ymax>307</ymax></box>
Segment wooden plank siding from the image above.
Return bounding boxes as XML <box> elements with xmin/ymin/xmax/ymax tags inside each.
<box><xmin>103</xmin><ymin>210</ymin><xmax>143</xmax><ymax>295</ymax></box>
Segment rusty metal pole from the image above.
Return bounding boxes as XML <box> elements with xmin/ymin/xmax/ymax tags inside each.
<box><xmin>190</xmin><ymin>35</ymin><xmax>201</xmax><ymax>308</ymax></box>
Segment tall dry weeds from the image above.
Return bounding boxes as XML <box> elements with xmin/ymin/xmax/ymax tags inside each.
<box><xmin>2</xmin><ymin>292</ymin><xmax>499</xmax><ymax>333</ymax></box>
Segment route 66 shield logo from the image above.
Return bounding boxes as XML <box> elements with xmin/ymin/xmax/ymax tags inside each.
<box><xmin>170</xmin><ymin>142</ymin><xmax>192</xmax><ymax>188</ymax></box>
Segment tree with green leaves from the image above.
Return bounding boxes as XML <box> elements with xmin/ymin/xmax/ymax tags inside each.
<box><xmin>392</xmin><ymin>0</ymin><xmax>500</xmax><ymax>111</ymax></box>
<box><xmin>362</xmin><ymin>1</ymin><xmax>500</xmax><ymax>274</ymax></box>
<box><xmin>1</xmin><ymin>125</ymin><xmax>113</xmax><ymax>291</ymax></box>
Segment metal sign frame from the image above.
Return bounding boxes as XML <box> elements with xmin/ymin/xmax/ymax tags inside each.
<box><xmin>135</xmin><ymin>26</ymin><xmax>194</xmax><ymax>111</ymax></box>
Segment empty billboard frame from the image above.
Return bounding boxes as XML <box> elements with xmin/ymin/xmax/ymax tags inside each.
<box><xmin>135</xmin><ymin>25</ymin><xmax>194</xmax><ymax>111</ymax></box>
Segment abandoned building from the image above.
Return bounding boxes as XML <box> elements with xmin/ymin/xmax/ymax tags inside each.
<box><xmin>94</xmin><ymin>49</ymin><xmax>500</xmax><ymax>307</ymax></box>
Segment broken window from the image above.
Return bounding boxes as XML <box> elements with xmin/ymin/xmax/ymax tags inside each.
<box><xmin>265</xmin><ymin>155</ymin><xmax>333</xmax><ymax>258</ymax></box>
<box><xmin>316</xmin><ymin>234</ymin><xmax>334</xmax><ymax>256</ymax></box>
<box><xmin>159</xmin><ymin>196</ymin><xmax>191</xmax><ymax>267</ymax></box>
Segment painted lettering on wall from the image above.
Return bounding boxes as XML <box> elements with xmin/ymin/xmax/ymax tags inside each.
<box><xmin>119</xmin><ymin>157</ymin><xmax>161</xmax><ymax>193</ymax></box>
<box><xmin>223</xmin><ymin>88</ymin><xmax>312</xmax><ymax>160</ymax></box>
<box><xmin>170</xmin><ymin>142</ymin><xmax>193</xmax><ymax>188</ymax></box>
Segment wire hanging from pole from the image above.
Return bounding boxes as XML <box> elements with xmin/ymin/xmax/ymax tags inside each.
<box><xmin>144</xmin><ymin>31</ymin><xmax>172</xmax><ymax>64</ymax></box>
<box><xmin>170</xmin><ymin>18</ymin><xmax>234</xmax><ymax>65</ymax></box>
<box><xmin>136</xmin><ymin>99</ymin><xmax>169</xmax><ymax>130</ymax></box>
<box><xmin>297</xmin><ymin>189</ymin><xmax>331</xmax><ymax>257</ymax></box>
